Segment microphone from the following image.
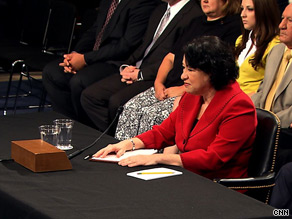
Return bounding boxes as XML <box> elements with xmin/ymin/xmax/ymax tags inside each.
<box><xmin>67</xmin><ymin>106</ymin><xmax>124</xmax><ymax>160</ymax></box>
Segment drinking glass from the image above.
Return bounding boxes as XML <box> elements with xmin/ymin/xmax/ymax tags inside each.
<box><xmin>39</xmin><ymin>125</ymin><xmax>60</xmax><ymax>146</ymax></box>
<box><xmin>53</xmin><ymin>119</ymin><xmax>74</xmax><ymax>150</ymax></box>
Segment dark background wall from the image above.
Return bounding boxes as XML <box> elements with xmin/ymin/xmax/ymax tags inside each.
<box><xmin>0</xmin><ymin>0</ymin><xmax>100</xmax><ymax>43</ymax></box>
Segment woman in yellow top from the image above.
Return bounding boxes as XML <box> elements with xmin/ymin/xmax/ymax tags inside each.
<box><xmin>236</xmin><ymin>0</ymin><xmax>280</xmax><ymax>96</ymax></box>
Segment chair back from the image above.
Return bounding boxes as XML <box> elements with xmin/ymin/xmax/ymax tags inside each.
<box><xmin>43</xmin><ymin>0</ymin><xmax>77</xmax><ymax>54</ymax></box>
<box><xmin>20</xmin><ymin>0</ymin><xmax>52</xmax><ymax>46</ymax></box>
<box><xmin>248</xmin><ymin>108</ymin><xmax>281</xmax><ymax>177</ymax></box>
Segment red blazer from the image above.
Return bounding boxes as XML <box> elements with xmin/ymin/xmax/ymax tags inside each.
<box><xmin>137</xmin><ymin>82</ymin><xmax>257</xmax><ymax>180</ymax></box>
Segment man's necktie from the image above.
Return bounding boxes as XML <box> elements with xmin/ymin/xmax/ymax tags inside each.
<box><xmin>93</xmin><ymin>0</ymin><xmax>119</xmax><ymax>50</ymax></box>
<box><xmin>136</xmin><ymin>8</ymin><xmax>171</xmax><ymax>68</ymax></box>
<box><xmin>264</xmin><ymin>49</ymin><xmax>292</xmax><ymax>110</ymax></box>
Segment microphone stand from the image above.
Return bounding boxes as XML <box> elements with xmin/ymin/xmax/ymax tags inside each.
<box><xmin>67</xmin><ymin>106</ymin><xmax>123</xmax><ymax>160</ymax></box>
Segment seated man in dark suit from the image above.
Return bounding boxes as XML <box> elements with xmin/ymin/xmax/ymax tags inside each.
<box><xmin>251</xmin><ymin>3</ymin><xmax>292</xmax><ymax>171</ymax></box>
<box><xmin>80</xmin><ymin>0</ymin><xmax>202</xmax><ymax>133</ymax></box>
<box><xmin>42</xmin><ymin>0</ymin><xmax>160</xmax><ymax>124</ymax></box>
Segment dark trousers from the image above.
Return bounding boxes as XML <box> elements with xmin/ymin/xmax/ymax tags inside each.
<box><xmin>42</xmin><ymin>58</ymin><xmax>118</xmax><ymax>126</ymax></box>
<box><xmin>275</xmin><ymin>128</ymin><xmax>292</xmax><ymax>172</ymax></box>
<box><xmin>81</xmin><ymin>73</ymin><xmax>153</xmax><ymax>134</ymax></box>
<box><xmin>270</xmin><ymin>162</ymin><xmax>292</xmax><ymax>212</ymax></box>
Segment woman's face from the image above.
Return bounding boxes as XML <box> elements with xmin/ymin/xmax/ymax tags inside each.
<box><xmin>241</xmin><ymin>0</ymin><xmax>256</xmax><ymax>31</ymax></box>
<box><xmin>181</xmin><ymin>56</ymin><xmax>212</xmax><ymax>95</ymax></box>
<box><xmin>201</xmin><ymin>0</ymin><xmax>225</xmax><ymax>21</ymax></box>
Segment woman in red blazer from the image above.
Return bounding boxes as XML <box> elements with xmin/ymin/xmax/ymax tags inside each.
<box><xmin>94</xmin><ymin>36</ymin><xmax>257</xmax><ymax>180</ymax></box>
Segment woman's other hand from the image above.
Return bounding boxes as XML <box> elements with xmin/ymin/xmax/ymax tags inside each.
<box><xmin>164</xmin><ymin>86</ymin><xmax>185</xmax><ymax>98</ymax></box>
<box><xmin>154</xmin><ymin>82</ymin><xmax>167</xmax><ymax>100</ymax></box>
<box><xmin>93</xmin><ymin>140</ymin><xmax>131</xmax><ymax>158</ymax></box>
<box><xmin>118</xmin><ymin>154</ymin><xmax>159</xmax><ymax>167</ymax></box>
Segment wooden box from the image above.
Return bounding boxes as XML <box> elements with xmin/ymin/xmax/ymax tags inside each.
<box><xmin>11</xmin><ymin>139</ymin><xmax>72</xmax><ymax>172</ymax></box>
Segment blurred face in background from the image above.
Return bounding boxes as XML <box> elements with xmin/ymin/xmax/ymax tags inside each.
<box><xmin>241</xmin><ymin>0</ymin><xmax>256</xmax><ymax>31</ymax></box>
<box><xmin>201</xmin><ymin>0</ymin><xmax>226</xmax><ymax>21</ymax></box>
<box><xmin>279</xmin><ymin>4</ymin><xmax>292</xmax><ymax>48</ymax></box>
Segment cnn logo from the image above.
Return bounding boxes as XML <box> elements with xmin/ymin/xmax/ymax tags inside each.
<box><xmin>273</xmin><ymin>209</ymin><xmax>290</xmax><ymax>216</ymax></box>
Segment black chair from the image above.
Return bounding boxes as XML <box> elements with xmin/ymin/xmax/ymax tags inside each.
<box><xmin>0</xmin><ymin>0</ymin><xmax>52</xmax><ymax>114</ymax></box>
<box><xmin>214</xmin><ymin>108</ymin><xmax>281</xmax><ymax>204</ymax></box>
<box><xmin>2</xmin><ymin>0</ymin><xmax>77</xmax><ymax>115</ymax></box>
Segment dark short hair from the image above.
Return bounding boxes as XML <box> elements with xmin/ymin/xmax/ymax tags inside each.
<box><xmin>183</xmin><ymin>36</ymin><xmax>239</xmax><ymax>90</ymax></box>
